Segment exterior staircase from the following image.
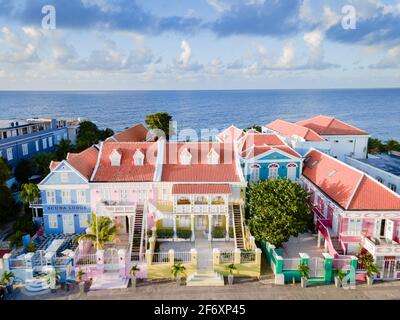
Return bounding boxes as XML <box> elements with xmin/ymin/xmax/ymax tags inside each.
<box><xmin>232</xmin><ymin>204</ymin><xmax>245</xmax><ymax>249</ymax></box>
<box><xmin>131</xmin><ymin>204</ymin><xmax>144</xmax><ymax>261</ymax></box>
<box><xmin>186</xmin><ymin>271</ymin><xmax>225</xmax><ymax>287</ymax></box>
<box><xmin>330</xmin><ymin>237</ymin><xmax>345</xmax><ymax>255</ymax></box>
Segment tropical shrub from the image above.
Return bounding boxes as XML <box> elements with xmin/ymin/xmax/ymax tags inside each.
<box><xmin>157</xmin><ymin>228</ymin><xmax>174</xmax><ymax>239</ymax></box>
<box><xmin>212</xmin><ymin>227</ymin><xmax>226</xmax><ymax>239</ymax></box>
<box><xmin>78</xmin><ymin>213</ymin><xmax>117</xmax><ymax>249</ymax></box>
<box><xmin>177</xmin><ymin>229</ymin><xmax>192</xmax><ymax>239</ymax></box>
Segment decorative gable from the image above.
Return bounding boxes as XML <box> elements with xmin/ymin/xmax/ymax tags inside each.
<box><xmin>179</xmin><ymin>148</ymin><xmax>192</xmax><ymax>165</ymax></box>
<box><xmin>110</xmin><ymin>149</ymin><xmax>122</xmax><ymax>167</ymax></box>
<box><xmin>207</xmin><ymin>148</ymin><xmax>220</xmax><ymax>165</ymax></box>
<box><xmin>133</xmin><ymin>149</ymin><xmax>144</xmax><ymax>166</ymax></box>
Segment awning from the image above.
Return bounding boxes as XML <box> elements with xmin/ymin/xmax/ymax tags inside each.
<box><xmin>172</xmin><ymin>184</ymin><xmax>231</xmax><ymax>194</ymax></box>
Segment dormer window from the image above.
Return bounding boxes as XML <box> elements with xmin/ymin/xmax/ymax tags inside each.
<box><xmin>207</xmin><ymin>148</ymin><xmax>220</xmax><ymax>165</ymax></box>
<box><xmin>110</xmin><ymin>149</ymin><xmax>122</xmax><ymax>167</ymax></box>
<box><xmin>133</xmin><ymin>149</ymin><xmax>144</xmax><ymax>166</ymax></box>
<box><xmin>179</xmin><ymin>148</ymin><xmax>192</xmax><ymax>165</ymax></box>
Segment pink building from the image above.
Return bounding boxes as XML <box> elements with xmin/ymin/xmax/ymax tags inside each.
<box><xmin>301</xmin><ymin>149</ymin><xmax>400</xmax><ymax>280</ymax></box>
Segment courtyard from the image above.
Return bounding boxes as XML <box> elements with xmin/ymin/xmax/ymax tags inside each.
<box><xmin>281</xmin><ymin>233</ymin><xmax>325</xmax><ymax>258</ymax></box>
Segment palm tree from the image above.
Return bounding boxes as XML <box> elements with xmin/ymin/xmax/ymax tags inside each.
<box><xmin>55</xmin><ymin>139</ymin><xmax>74</xmax><ymax>160</ymax></box>
<box><xmin>19</xmin><ymin>183</ymin><xmax>40</xmax><ymax>205</ymax></box>
<box><xmin>78</xmin><ymin>213</ymin><xmax>117</xmax><ymax>249</ymax></box>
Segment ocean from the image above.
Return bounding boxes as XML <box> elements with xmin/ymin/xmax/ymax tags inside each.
<box><xmin>0</xmin><ymin>89</ymin><xmax>399</xmax><ymax>140</ymax></box>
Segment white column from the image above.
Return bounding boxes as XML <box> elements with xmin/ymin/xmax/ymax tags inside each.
<box><xmin>208</xmin><ymin>215</ymin><xmax>213</xmax><ymax>241</ymax></box>
<box><xmin>225</xmin><ymin>214</ymin><xmax>230</xmax><ymax>241</ymax></box>
<box><xmin>173</xmin><ymin>214</ymin><xmax>177</xmax><ymax>240</ymax></box>
<box><xmin>191</xmin><ymin>215</ymin><xmax>195</xmax><ymax>241</ymax></box>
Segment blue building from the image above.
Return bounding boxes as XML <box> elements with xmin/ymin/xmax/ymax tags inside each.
<box><xmin>239</xmin><ymin>132</ymin><xmax>303</xmax><ymax>183</ymax></box>
<box><xmin>0</xmin><ymin>118</ymin><xmax>80</xmax><ymax>168</ymax></box>
<box><xmin>37</xmin><ymin>146</ymin><xmax>99</xmax><ymax>234</ymax></box>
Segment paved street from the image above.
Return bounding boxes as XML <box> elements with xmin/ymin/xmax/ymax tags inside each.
<box><xmin>8</xmin><ymin>278</ymin><xmax>400</xmax><ymax>300</ymax></box>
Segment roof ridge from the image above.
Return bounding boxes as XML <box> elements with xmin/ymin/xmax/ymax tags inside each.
<box><xmin>346</xmin><ymin>173</ymin><xmax>366</xmax><ymax>209</ymax></box>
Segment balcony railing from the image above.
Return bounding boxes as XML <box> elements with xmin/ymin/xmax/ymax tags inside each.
<box><xmin>97</xmin><ymin>201</ymin><xmax>137</xmax><ymax>216</ymax></box>
<box><xmin>361</xmin><ymin>234</ymin><xmax>400</xmax><ymax>257</ymax></box>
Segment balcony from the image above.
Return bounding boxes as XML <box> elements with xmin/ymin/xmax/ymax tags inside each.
<box><xmin>361</xmin><ymin>235</ymin><xmax>400</xmax><ymax>257</ymax></box>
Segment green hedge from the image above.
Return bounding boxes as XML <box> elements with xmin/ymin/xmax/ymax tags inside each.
<box><xmin>229</xmin><ymin>227</ymin><xmax>234</xmax><ymax>238</ymax></box>
<box><xmin>157</xmin><ymin>228</ymin><xmax>174</xmax><ymax>239</ymax></box>
<box><xmin>212</xmin><ymin>227</ymin><xmax>226</xmax><ymax>239</ymax></box>
<box><xmin>177</xmin><ymin>229</ymin><xmax>192</xmax><ymax>239</ymax></box>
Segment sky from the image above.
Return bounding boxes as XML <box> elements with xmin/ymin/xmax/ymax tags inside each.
<box><xmin>0</xmin><ymin>0</ymin><xmax>400</xmax><ymax>90</ymax></box>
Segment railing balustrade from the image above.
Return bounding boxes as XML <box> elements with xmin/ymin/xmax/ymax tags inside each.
<box><xmin>219</xmin><ymin>250</ymin><xmax>234</xmax><ymax>264</ymax></box>
<box><xmin>152</xmin><ymin>252</ymin><xmax>170</xmax><ymax>264</ymax></box>
<box><xmin>240</xmin><ymin>250</ymin><xmax>256</xmax><ymax>264</ymax></box>
<box><xmin>174</xmin><ymin>252</ymin><xmax>191</xmax><ymax>263</ymax></box>
<box><xmin>282</xmin><ymin>258</ymin><xmax>301</xmax><ymax>270</ymax></box>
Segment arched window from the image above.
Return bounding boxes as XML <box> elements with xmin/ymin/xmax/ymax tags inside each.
<box><xmin>250</xmin><ymin>164</ymin><xmax>260</xmax><ymax>183</ymax></box>
<box><xmin>286</xmin><ymin>163</ymin><xmax>298</xmax><ymax>181</ymax></box>
<box><xmin>268</xmin><ymin>164</ymin><xmax>279</xmax><ymax>180</ymax></box>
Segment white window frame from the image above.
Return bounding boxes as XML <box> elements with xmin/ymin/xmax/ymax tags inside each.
<box><xmin>6</xmin><ymin>148</ymin><xmax>13</xmax><ymax>161</ymax></box>
<box><xmin>79</xmin><ymin>214</ymin><xmax>89</xmax><ymax>228</ymax></box>
<box><xmin>348</xmin><ymin>218</ymin><xmax>362</xmax><ymax>236</ymax></box>
<box><xmin>250</xmin><ymin>164</ymin><xmax>260</xmax><ymax>183</ymax></box>
<box><xmin>48</xmin><ymin>136</ymin><xmax>53</xmax><ymax>147</ymax></box>
<box><xmin>60</xmin><ymin>172</ymin><xmax>68</xmax><ymax>183</ymax></box>
<box><xmin>35</xmin><ymin>140</ymin><xmax>40</xmax><ymax>152</ymax></box>
<box><xmin>179</xmin><ymin>216</ymin><xmax>190</xmax><ymax>227</ymax></box>
<box><xmin>119</xmin><ymin>189</ymin><xmax>129</xmax><ymax>203</ymax></box>
<box><xmin>76</xmin><ymin>190</ymin><xmax>86</xmax><ymax>204</ymax></box>
<box><xmin>287</xmin><ymin>163</ymin><xmax>297</xmax><ymax>181</ymax></box>
<box><xmin>61</xmin><ymin>190</ymin><xmax>71</xmax><ymax>204</ymax></box>
<box><xmin>48</xmin><ymin>215</ymin><xmax>58</xmax><ymax>229</ymax></box>
<box><xmin>22</xmin><ymin>143</ymin><xmax>29</xmax><ymax>156</ymax></box>
<box><xmin>268</xmin><ymin>164</ymin><xmax>279</xmax><ymax>180</ymax></box>
<box><xmin>46</xmin><ymin>190</ymin><xmax>56</xmax><ymax>204</ymax></box>
<box><xmin>101</xmin><ymin>189</ymin><xmax>112</xmax><ymax>202</ymax></box>
<box><xmin>162</xmin><ymin>188</ymin><xmax>169</xmax><ymax>201</ymax></box>
<box><xmin>42</xmin><ymin>138</ymin><xmax>47</xmax><ymax>149</ymax></box>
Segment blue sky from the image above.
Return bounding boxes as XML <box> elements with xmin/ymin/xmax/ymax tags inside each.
<box><xmin>0</xmin><ymin>0</ymin><xmax>399</xmax><ymax>90</ymax></box>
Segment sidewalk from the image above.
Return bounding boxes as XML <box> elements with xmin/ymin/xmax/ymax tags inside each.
<box><xmin>8</xmin><ymin>279</ymin><xmax>400</xmax><ymax>300</ymax></box>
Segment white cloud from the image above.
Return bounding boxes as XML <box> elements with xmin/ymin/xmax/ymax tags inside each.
<box><xmin>207</xmin><ymin>0</ymin><xmax>229</xmax><ymax>12</ymax></box>
<box><xmin>371</xmin><ymin>45</ymin><xmax>400</xmax><ymax>69</ymax></box>
<box><xmin>179</xmin><ymin>40</ymin><xmax>192</xmax><ymax>67</ymax></box>
<box><xmin>275</xmin><ymin>43</ymin><xmax>295</xmax><ymax>69</ymax></box>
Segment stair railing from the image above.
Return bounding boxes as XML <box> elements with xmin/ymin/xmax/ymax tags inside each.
<box><xmin>138</xmin><ymin>202</ymin><xmax>147</xmax><ymax>262</ymax></box>
<box><xmin>128</xmin><ymin>214</ymin><xmax>135</xmax><ymax>261</ymax></box>
<box><xmin>230</xmin><ymin>204</ymin><xmax>238</xmax><ymax>249</ymax></box>
<box><xmin>238</xmin><ymin>203</ymin><xmax>246</xmax><ymax>249</ymax></box>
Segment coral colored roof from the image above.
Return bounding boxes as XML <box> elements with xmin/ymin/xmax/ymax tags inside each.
<box><xmin>303</xmin><ymin>149</ymin><xmax>400</xmax><ymax>211</ymax></box>
<box><xmin>240</xmin><ymin>132</ymin><xmax>285</xmax><ymax>152</ymax></box>
<box><xmin>92</xmin><ymin>142</ymin><xmax>157</xmax><ymax>182</ymax></box>
<box><xmin>67</xmin><ymin>146</ymin><xmax>99</xmax><ymax>180</ymax></box>
<box><xmin>162</xmin><ymin>142</ymin><xmax>241</xmax><ymax>182</ymax></box>
<box><xmin>265</xmin><ymin>119</ymin><xmax>325</xmax><ymax>142</ymax></box>
<box><xmin>108</xmin><ymin>124</ymin><xmax>149</xmax><ymax>142</ymax></box>
<box><xmin>172</xmin><ymin>184</ymin><xmax>231</xmax><ymax>194</ymax></box>
<box><xmin>49</xmin><ymin>161</ymin><xmax>61</xmax><ymax>171</ymax></box>
<box><xmin>296</xmin><ymin>116</ymin><xmax>369</xmax><ymax>136</ymax></box>
<box><xmin>242</xmin><ymin>145</ymin><xmax>301</xmax><ymax>159</ymax></box>
<box><xmin>217</xmin><ymin>125</ymin><xmax>244</xmax><ymax>142</ymax></box>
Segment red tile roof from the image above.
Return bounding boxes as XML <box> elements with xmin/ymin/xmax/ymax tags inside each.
<box><xmin>108</xmin><ymin>124</ymin><xmax>150</xmax><ymax>142</ymax></box>
<box><xmin>240</xmin><ymin>132</ymin><xmax>285</xmax><ymax>152</ymax></box>
<box><xmin>217</xmin><ymin>125</ymin><xmax>244</xmax><ymax>142</ymax></box>
<box><xmin>92</xmin><ymin>142</ymin><xmax>157</xmax><ymax>182</ymax></box>
<box><xmin>49</xmin><ymin>161</ymin><xmax>61</xmax><ymax>171</ymax></box>
<box><xmin>67</xmin><ymin>146</ymin><xmax>99</xmax><ymax>180</ymax></box>
<box><xmin>162</xmin><ymin>142</ymin><xmax>241</xmax><ymax>182</ymax></box>
<box><xmin>303</xmin><ymin>149</ymin><xmax>400</xmax><ymax>210</ymax></box>
<box><xmin>242</xmin><ymin>145</ymin><xmax>301</xmax><ymax>159</ymax></box>
<box><xmin>296</xmin><ymin>116</ymin><xmax>369</xmax><ymax>136</ymax></box>
<box><xmin>265</xmin><ymin>119</ymin><xmax>325</xmax><ymax>142</ymax></box>
<box><xmin>172</xmin><ymin>184</ymin><xmax>231</xmax><ymax>194</ymax></box>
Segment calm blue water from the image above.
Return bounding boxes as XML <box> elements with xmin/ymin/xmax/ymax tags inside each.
<box><xmin>0</xmin><ymin>89</ymin><xmax>399</xmax><ymax>140</ymax></box>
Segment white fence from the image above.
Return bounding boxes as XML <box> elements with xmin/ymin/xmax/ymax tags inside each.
<box><xmin>75</xmin><ymin>252</ymin><xmax>97</xmax><ymax>266</ymax></box>
<box><xmin>174</xmin><ymin>252</ymin><xmax>191</xmax><ymax>263</ymax></box>
<box><xmin>152</xmin><ymin>252</ymin><xmax>170</xmax><ymax>264</ymax></box>
<box><xmin>282</xmin><ymin>258</ymin><xmax>301</xmax><ymax>271</ymax></box>
<box><xmin>309</xmin><ymin>257</ymin><xmax>325</xmax><ymax>278</ymax></box>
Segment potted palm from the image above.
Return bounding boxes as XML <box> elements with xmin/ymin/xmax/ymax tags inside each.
<box><xmin>298</xmin><ymin>263</ymin><xmax>309</xmax><ymax>288</ymax></box>
<box><xmin>129</xmin><ymin>264</ymin><xmax>140</xmax><ymax>288</ymax></box>
<box><xmin>226</xmin><ymin>264</ymin><xmax>237</xmax><ymax>285</ymax></box>
<box><xmin>334</xmin><ymin>269</ymin><xmax>346</xmax><ymax>288</ymax></box>
<box><xmin>366</xmin><ymin>262</ymin><xmax>380</xmax><ymax>286</ymax></box>
<box><xmin>171</xmin><ymin>262</ymin><xmax>186</xmax><ymax>285</ymax></box>
<box><xmin>76</xmin><ymin>270</ymin><xmax>86</xmax><ymax>294</ymax></box>
<box><xmin>1</xmin><ymin>271</ymin><xmax>15</xmax><ymax>294</ymax></box>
